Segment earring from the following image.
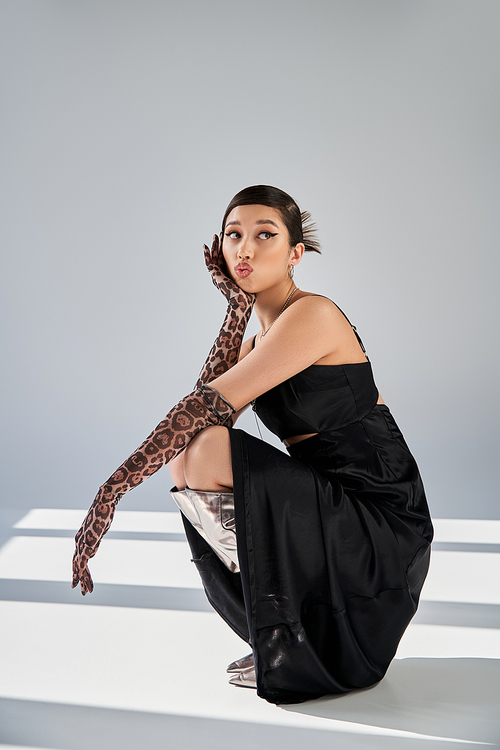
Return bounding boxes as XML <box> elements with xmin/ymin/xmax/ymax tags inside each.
<box><xmin>289</xmin><ymin>264</ymin><xmax>295</xmax><ymax>279</ymax></box>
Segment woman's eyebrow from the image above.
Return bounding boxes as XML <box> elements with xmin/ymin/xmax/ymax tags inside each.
<box><xmin>256</xmin><ymin>220</ymin><xmax>279</xmax><ymax>228</ymax></box>
<box><xmin>226</xmin><ymin>219</ymin><xmax>279</xmax><ymax>228</ymax></box>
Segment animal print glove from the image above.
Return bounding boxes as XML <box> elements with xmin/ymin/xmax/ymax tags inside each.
<box><xmin>72</xmin><ymin>385</ymin><xmax>234</xmax><ymax>595</ymax></box>
<box><xmin>195</xmin><ymin>235</ymin><xmax>255</xmax><ymax>386</ymax></box>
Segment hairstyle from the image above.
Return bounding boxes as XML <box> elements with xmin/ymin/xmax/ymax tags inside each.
<box><xmin>221</xmin><ymin>185</ymin><xmax>321</xmax><ymax>254</ymax></box>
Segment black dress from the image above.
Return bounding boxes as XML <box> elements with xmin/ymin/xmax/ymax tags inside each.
<box><xmin>182</xmin><ymin>316</ymin><xmax>433</xmax><ymax>705</ymax></box>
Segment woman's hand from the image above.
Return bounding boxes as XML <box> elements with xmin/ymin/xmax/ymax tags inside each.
<box><xmin>72</xmin><ymin>484</ymin><xmax>116</xmax><ymax>595</ymax></box>
<box><xmin>204</xmin><ymin>235</ymin><xmax>255</xmax><ymax>308</ymax></box>
<box><xmin>72</xmin><ymin>527</ymin><xmax>94</xmax><ymax>595</ymax></box>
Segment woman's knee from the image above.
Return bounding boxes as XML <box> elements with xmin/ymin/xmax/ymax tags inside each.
<box><xmin>185</xmin><ymin>425</ymin><xmax>231</xmax><ymax>466</ymax></box>
<box><xmin>184</xmin><ymin>425</ymin><xmax>233</xmax><ymax>491</ymax></box>
<box><xmin>186</xmin><ymin>424</ymin><xmax>225</xmax><ymax>451</ymax></box>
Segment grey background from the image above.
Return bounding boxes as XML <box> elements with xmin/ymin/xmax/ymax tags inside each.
<box><xmin>1</xmin><ymin>0</ymin><xmax>498</xmax><ymax>518</ymax></box>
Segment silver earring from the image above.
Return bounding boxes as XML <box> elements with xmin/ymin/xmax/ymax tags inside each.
<box><xmin>289</xmin><ymin>265</ymin><xmax>295</xmax><ymax>279</ymax></box>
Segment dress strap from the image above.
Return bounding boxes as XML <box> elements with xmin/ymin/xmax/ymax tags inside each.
<box><xmin>335</xmin><ymin>303</ymin><xmax>369</xmax><ymax>360</ymax></box>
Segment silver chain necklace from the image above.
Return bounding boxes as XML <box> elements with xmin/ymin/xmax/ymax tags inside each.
<box><xmin>259</xmin><ymin>286</ymin><xmax>298</xmax><ymax>341</ymax></box>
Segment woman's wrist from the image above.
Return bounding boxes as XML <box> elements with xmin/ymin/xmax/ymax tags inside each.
<box><xmin>229</xmin><ymin>290</ymin><xmax>255</xmax><ymax>310</ymax></box>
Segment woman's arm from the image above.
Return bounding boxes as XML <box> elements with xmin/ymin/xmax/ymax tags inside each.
<box><xmin>73</xmin><ymin>296</ymin><xmax>352</xmax><ymax>593</ymax></box>
<box><xmin>228</xmin><ymin>335</ymin><xmax>254</xmax><ymax>425</ymax></box>
<box><xmin>73</xmin><ymin>239</ymin><xmax>253</xmax><ymax>595</ymax></box>
<box><xmin>205</xmin><ymin>295</ymin><xmax>353</xmax><ymax>412</ymax></box>
<box><xmin>195</xmin><ymin>236</ymin><xmax>255</xmax><ymax>387</ymax></box>
<box><xmin>168</xmin><ymin>335</ymin><xmax>254</xmax><ymax>487</ymax></box>
<box><xmin>171</xmin><ymin>298</ymin><xmax>354</xmax><ymax>491</ymax></box>
<box><xmin>72</xmin><ymin>385</ymin><xmax>233</xmax><ymax>595</ymax></box>
<box><xmin>168</xmin><ymin>240</ymin><xmax>253</xmax><ymax>486</ymax></box>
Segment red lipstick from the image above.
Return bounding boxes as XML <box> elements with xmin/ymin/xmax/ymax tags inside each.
<box><xmin>234</xmin><ymin>262</ymin><xmax>253</xmax><ymax>279</ymax></box>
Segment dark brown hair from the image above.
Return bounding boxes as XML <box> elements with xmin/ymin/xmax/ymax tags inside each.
<box><xmin>221</xmin><ymin>185</ymin><xmax>321</xmax><ymax>254</ymax></box>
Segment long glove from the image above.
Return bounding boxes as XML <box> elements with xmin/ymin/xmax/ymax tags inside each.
<box><xmin>72</xmin><ymin>237</ymin><xmax>252</xmax><ymax>594</ymax></box>
<box><xmin>195</xmin><ymin>235</ymin><xmax>255</xmax><ymax>386</ymax></box>
<box><xmin>72</xmin><ymin>385</ymin><xmax>234</xmax><ymax>595</ymax></box>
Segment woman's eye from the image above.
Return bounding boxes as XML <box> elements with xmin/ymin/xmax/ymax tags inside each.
<box><xmin>225</xmin><ymin>231</ymin><xmax>240</xmax><ymax>239</ymax></box>
<box><xmin>258</xmin><ymin>231</ymin><xmax>278</xmax><ymax>240</ymax></box>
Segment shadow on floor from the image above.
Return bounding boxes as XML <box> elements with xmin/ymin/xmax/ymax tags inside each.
<box><xmin>283</xmin><ymin>656</ymin><xmax>500</xmax><ymax>746</ymax></box>
<box><xmin>0</xmin><ymin>578</ymin><xmax>213</xmax><ymax>611</ymax></box>
<box><xmin>1</xmin><ymin>578</ymin><xmax>500</xmax><ymax>629</ymax></box>
<box><xmin>0</xmin><ymin>694</ymin><xmax>492</xmax><ymax>750</ymax></box>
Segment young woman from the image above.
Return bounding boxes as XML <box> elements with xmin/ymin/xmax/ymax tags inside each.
<box><xmin>73</xmin><ymin>185</ymin><xmax>433</xmax><ymax>705</ymax></box>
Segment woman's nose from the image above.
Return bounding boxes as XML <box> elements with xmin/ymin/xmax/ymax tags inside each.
<box><xmin>237</xmin><ymin>241</ymin><xmax>252</xmax><ymax>259</ymax></box>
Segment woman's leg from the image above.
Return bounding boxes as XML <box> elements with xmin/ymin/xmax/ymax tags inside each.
<box><xmin>170</xmin><ymin>425</ymin><xmax>237</xmax><ymax>571</ymax></box>
<box><xmin>174</xmin><ymin>428</ymin><xmax>254</xmax><ymax>681</ymax></box>
<box><xmin>182</xmin><ymin>425</ymin><xmax>233</xmax><ymax>492</ymax></box>
<box><xmin>169</xmin><ymin>425</ymin><xmax>233</xmax><ymax>490</ymax></box>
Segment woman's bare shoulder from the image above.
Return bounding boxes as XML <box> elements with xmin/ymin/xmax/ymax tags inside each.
<box><xmin>283</xmin><ymin>292</ymin><xmax>365</xmax><ymax>364</ymax></box>
<box><xmin>286</xmin><ymin>292</ymin><xmax>346</xmax><ymax>325</ymax></box>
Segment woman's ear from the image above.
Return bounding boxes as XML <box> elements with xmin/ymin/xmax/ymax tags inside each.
<box><xmin>290</xmin><ymin>242</ymin><xmax>305</xmax><ymax>267</ymax></box>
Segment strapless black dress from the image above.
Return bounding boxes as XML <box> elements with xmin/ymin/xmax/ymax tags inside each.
<box><xmin>182</xmin><ymin>336</ymin><xmax>433</xmax><ymax>705</ymax></box>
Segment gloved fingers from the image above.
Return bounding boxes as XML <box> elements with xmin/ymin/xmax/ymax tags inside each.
<box><xmin>72</xmin><ymin>566</ymin><xmax>93</xmax><ymax>595</ymax></box>
<box><xmin>203</xmin><ymin>242</ymin><xmax>212</xmax><ymax>270</ymax></box>
<box><xmin>72</xmin><ymin>548</ymin><xmax>94</xmax><ymax>595</ymax></box>
<box><xmin>212</xmin><ymin>233</ymin><xmax>224</xmax><ymax>267</ymax></box>
<box><xmin>204</xmin><ymin>235</ymin><xmax>223</xmax><ymax>271</ymax></box>
<box><xmin>80</xmin><ymin>567</ymin><xmax>94</xmax><ymax>595</ymax></box>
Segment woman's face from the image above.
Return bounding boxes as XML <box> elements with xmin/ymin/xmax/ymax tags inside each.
<box><xmin>222</xmin><ymin>204</ymin><xmax>301</xmax><ymax>294</ymax></box>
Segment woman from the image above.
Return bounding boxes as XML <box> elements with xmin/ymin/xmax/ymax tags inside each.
<box><xmin>73</xmin><ymin>185</ymin><xmax>433</xmax><ymax>705</ymax></box>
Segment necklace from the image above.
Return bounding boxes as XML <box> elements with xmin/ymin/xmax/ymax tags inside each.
<box><xmin>259</xmin><ymin>286</ymin><xmax>298</xmax><ymax>341</ymax></box>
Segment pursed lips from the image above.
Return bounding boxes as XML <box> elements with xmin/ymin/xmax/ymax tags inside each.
<box><xmin>234</xmin><ymin>263</ymin><xmax>253</xmax><ymax>278</ymax></box>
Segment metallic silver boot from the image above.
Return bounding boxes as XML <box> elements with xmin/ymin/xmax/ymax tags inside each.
<box><xmin>170</xmin><ymin>487</ymin><xmax>239</xmax><ymax>573</ymax></box>
<box><xmin>226</xmin><ymin>653</ymin><xmax>254</xmax><ymax>673</ymax></box>
<box><xmin>228</xmin><ymin>666</ymin><xmax>257</xmax><ymax>689</ymax></box>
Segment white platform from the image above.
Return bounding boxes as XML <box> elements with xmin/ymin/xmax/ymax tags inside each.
<box><xmin>0</xmin><ymin>510</ymin><xmax>499</xmax><ymax>749</ymax></box>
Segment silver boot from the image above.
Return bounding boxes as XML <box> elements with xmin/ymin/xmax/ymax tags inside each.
<box><xmin>170</xmin><ymin>487</ymin><xmax>239</xmax><ymax>573</ymax></box>
<box><xmin>228</xmin><ymin>666</ymin><xmax>257</xmax><ymax>689</ymax></box>
<box><xmin>226</xmin><ymin>653</ymin><xmax>254</xmax><ymax>673</ymax></box>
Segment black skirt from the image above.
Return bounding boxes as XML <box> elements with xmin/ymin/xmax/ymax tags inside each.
<box><xmin>182</xmin><ymin>404</ymin><xmax>432</xmax><ymax>705</ymax></box>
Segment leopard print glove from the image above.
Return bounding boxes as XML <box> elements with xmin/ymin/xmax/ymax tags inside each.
<box><xmin>72</xmin><ymin>385</ymin><xmax>234</xmax><ymax>595</ymax></box>
<box><xmin>195</xmin><ymin>235</ymin><xmax>255</xmax><ymax>387</ymax></box>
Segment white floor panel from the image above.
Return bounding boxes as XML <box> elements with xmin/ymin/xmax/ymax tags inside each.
<box><xmin>0</xmin><ymin>601</ymin><xmax>245</xmax><ymax>716</ymax></box>
<box><xmin>13</xmin><ymin>509</ymin><xmax>185</xmax><ymax>534</ymax></box>
<box><xmin>0</xmin><ymin>600</ymin><xmax>497</xmax><ymax>745</ymax></box>
<box><xmin>2</xmin><ymin>536</ymin><xmax>500</xmax><ymax>602</ymax></box>
<box><xmin>432</xmin><ymin>519</ymin><xmax>500</xmax><ymax>544</ymax></box>
<box><xmin>0</xmin><ymin>537</ymin><xmax>202</xmax><ymax>589</ymax></box>
<box><xmin>1</xmin><ymin>511</ymin><xmax>499</xmax><ymax>747</ymax></box>
<box><xmin>420</xmin><ymin>551</ymin><xmax>500</xmax><ymax>605</ymax></box>
<box><xmin>396</xmin><ymin>623</ymin><xmax>500</xmax><ymax>659</ymax></box>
